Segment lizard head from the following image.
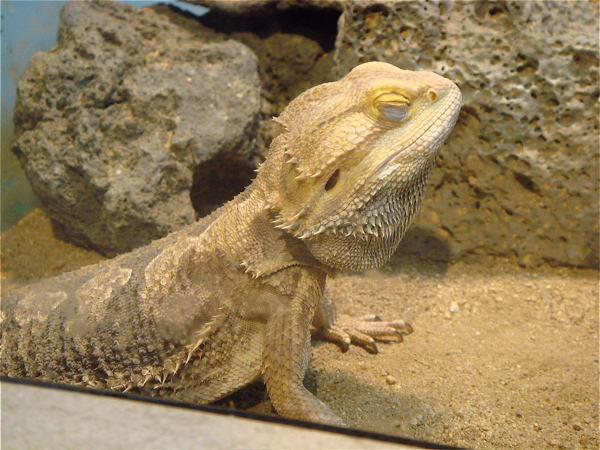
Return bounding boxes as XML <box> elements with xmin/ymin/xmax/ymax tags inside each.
<box><xmin>260</xmin><ymin>61</ymin><xmax>462</xmax><ymax>271</ymax></box>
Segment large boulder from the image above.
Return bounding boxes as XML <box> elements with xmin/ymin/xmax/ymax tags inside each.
<box><xmin>12</xmin><ymin>1</ymin><xmax>261</xmax><ymax>256</ymax></box>
<box><xmin>187</xmin><ymin>0</ymin><xmax>598</xmax><ymax>268</ymax></box>
<box><xmin>331</xmin><ymin>1</ymin><xmax>598</xmax><ymax>268</ymax></box>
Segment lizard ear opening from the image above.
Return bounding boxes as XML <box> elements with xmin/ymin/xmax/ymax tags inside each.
<box><xmin>324</xmin><ymin>169</ymin><xmax>340</xmax><ymax>191</ymax></box>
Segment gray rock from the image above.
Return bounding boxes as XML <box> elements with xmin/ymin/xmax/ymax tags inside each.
<box><xmin>12</xmin><ymin>1</ymin><xmax>261</xmax><ymax>256</ymax></box>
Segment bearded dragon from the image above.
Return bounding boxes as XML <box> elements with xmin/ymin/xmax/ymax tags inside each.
<box><xmin>1</xmin><ymin>62</ymin><xmax>461</xmax><ymax>426</ymax></box>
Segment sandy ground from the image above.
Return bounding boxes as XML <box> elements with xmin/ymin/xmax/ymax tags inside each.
<box><xmin>1</xmin><ymin>208</ymin><xmax>598</xmax><ymax>449</ymax></box>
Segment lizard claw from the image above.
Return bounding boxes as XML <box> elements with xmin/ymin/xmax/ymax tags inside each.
<box><xmin>316</xmin><ymin>314</ymin><xmax>413</xmax><ymax>354</ymax></box>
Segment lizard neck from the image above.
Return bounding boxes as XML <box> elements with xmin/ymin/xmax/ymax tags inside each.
<box><xmin>204</xmin><ymin>180</ymin><xmax>325</xmax><ymax>279</ymax></box>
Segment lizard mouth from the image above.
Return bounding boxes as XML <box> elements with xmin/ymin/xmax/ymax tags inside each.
<box><xmin>370</xmin><ymin>142</ymin><xmax>419</xmax><ymax>182</ymax></box>
<box><xmin>370</xmin><ymin>91</ymin><xmax>461</xmax><ymax>183</ymax></box>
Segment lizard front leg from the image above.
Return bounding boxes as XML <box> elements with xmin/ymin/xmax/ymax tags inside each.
<box><xmin>261</xmin><ymin>270</ymin><xmax>345</xmax><ymax>426</ymax></box>
<box><xmin>312</xmin><ymin>290</ymin><xmax>413</xmax><ymax>354</ymax></box>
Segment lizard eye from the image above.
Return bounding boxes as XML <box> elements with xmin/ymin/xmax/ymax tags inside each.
<box><xmin>374</xmin><ymin>92</ymin><xmax>410</xmax><ymax>122</ymax></box>
<box><xmin>379</xmin><ymin>102</ymin><xmax>408</xmax><ymax>122</ymax></box>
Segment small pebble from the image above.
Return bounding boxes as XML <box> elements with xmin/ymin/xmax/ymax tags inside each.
<box><xmin>385</xmin><ymin>375</ymin><xmax>397</xmax><ymax>385</ymax></box>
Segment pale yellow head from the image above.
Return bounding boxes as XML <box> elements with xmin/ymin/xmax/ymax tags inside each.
<box><xmin>261</xmin><ymin>62</ymin><xmax>462</xmax><ymax>270</ymax></box>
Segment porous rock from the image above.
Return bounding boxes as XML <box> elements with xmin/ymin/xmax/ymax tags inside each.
<box><xmin>183</xmin><ymin>0</ymin><xmax>599</xmax><ymax>268</ymax></box>
<box><xmin>333</xmin><ymin>1</ymin><xmax>598</xmax><ymax>268</ymax></box>
<box><xmin>12</xmin><ymin>1</ymin><xmax>261</xmax><ymax>256</ymax></box>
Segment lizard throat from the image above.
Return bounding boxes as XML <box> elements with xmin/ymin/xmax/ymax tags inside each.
<box><xmin>299</xmin><ymin>170</ymin><xmax>431</xmax><ymax>271</ymax></box>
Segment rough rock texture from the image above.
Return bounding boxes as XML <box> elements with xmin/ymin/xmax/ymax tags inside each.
<box><xmin>191</xmin><ymin>0</ymin><xmax>598</xmax><ymax>269</ymax></box>
<box><xmin>331</xmin><ymin>1</ymin><xmax>599</xmax><ymax>268</ymax></box>
<box><xmin>12</xmin><ymin>1</ymin><xmax>261</xmax><ymax>256</ymax></box>
<box><xmin>182</xmin><ymin>3</ymin><xmax>341</xmax><ymax>149</ymax></box>
<box><xmin>12</xmin><ymin>0</ymin><xmax>599</xmax><ymax>268</ymax></box>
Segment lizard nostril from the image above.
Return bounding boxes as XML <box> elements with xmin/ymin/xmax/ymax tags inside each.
<box><xmin>428</xmin><ymin>89</ymin><xmax>438</xmax><ymax>102</ymax></box>
<box><xmin>325</xmin><ymin>169</ymin><xmax>340</xmax><ymax>191</ymax></box>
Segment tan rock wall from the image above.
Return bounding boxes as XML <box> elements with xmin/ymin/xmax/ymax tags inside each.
<box><xmin>333</xmin><ymin>1</ymin><xmax>598</xmax><ymax>268</ymax></box>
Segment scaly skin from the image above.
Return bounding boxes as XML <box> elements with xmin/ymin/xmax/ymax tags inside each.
<box><xmin>1</xmin><ymin>62</ymin><xmax>461</xmax><ymax>426</ymax></box>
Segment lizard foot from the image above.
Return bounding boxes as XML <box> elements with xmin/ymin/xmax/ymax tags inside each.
<box><xmin>317</xmin><ymin>314</ymin><xmax>413</xmax><ymax>354</ymax></box>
